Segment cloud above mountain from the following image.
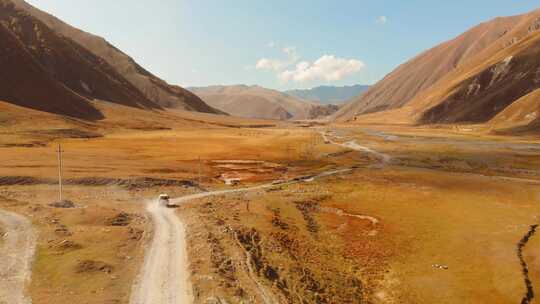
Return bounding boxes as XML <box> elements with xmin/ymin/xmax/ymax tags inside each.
<box><xmin>279</xmin><ymin>55</ymin><xmax>364</xmax><ymax>83</ymax></box>
<box><xmin>256</xmin><ymin>46</ymin><xmax>299</xmax><ymax>71</ymax></box>
<box><xmin>255</xmin><ymin>47</ymin><xmax>364</xmax><ymax>83</ymax></box>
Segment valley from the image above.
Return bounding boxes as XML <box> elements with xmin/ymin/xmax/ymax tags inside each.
<box><xmin>1</xmin><ymin>108</ymin><xmax>539</xmax><ymax>303</ymax></box>
<box><xmin>1</xmin><ymin>1</ymin><xmax>540</xmax><ymax>303</ymax></box>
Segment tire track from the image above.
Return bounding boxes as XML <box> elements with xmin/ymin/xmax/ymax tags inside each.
<box><xmin>517</xmin><ymin>224</ymin><xmax>538</xmax><ymax>304</ymax></box>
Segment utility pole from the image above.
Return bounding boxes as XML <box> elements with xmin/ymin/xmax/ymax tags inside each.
<box><xmin>198</xmin><ymin>156</ymin><xmax>202</xmax><ymax>186</ymax></box>
<box><xmin>57</xmin><ymin>144</ymin><xmax>64</xmax><ymax>202</ymax></box>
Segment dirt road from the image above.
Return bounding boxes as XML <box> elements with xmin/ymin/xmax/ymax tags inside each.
<box><xmin>0</xmin><ymin>210</ymin><xmax>36</xmax><ymax>304</ymax></box>
<box><xmin>320</xmin><ymin>130</ymin><xmax>392</xmax><ymax>163</ymax></box>
<box><xmin>130</xmin><ymin>184</ymin><xmax>291</xmax><ymax>304</ymax></box>
<box><xmin>129</xmin><ymin>201</ymin><xmax>192</xmax><ymax>304</ymax></box>
<box><xmin>130</xmin><ymin>167</ymin><xmax>358</xmax><ymax>304</ymax></box>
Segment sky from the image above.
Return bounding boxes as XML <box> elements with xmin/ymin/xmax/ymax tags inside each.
<box><xmin>26</xmin><ymin>0</ymin><xmax>540</xmax><ymax>91</ymax></box>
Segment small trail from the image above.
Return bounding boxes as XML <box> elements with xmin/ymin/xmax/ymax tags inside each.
<box><xmin>517</xmin><ymin>224</ymin><xmax>538</xmax><ymax>304</ymax></box>
<box><xmin>320</xmin><ymin>207</ymin><xmax>379</xmax><ymax>225</ymax></box>
<box><xmin>0</xmin><ymin>210</ymin><xmax>36</xmax><ymax>304</ymax></box>
<box><xmin>320</xmin><ymin>131</ymin><xmax>391</xmax><ymax>164</ymax></box>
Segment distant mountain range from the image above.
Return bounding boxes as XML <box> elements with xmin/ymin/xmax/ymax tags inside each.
<box><xmin>190</xmin><ymin>85</ymin><xmax>339</xmax><ymax>120</ymax></box>
<box><xmin>284</xmin><ymin>85</ymin><xmax>370</xmax><ymax>104</ymax></box>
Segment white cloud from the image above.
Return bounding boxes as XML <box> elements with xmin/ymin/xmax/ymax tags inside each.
<box><xmin>267</xmin><ymin>41</ymin><xmax>275</xmax><ymax>48</ymax></box>
<box><xmin>376</xmin><ymin>16</ymin><xmax>388</xmax><ymax>24</ymax></box>
<box><xmin>278</xmin><ymin>55</ymin><xmax>365</xmax><ymax>83</ymax></box>
<box><xmin>255</xmin><ymin>47</ymin><xmax>364</xmax><ymax>83</ymax></box>
<box><xmin>255</xmin><ymin>46</ymin><xmax>299</xmax><ymax>71</ymax></box>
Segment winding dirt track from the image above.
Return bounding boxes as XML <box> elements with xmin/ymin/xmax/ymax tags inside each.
<box><xmin>130</xmin><ymin>186</ymin><xmax>287</xmax><ymax>304</ymax></box>
<box><xmin>130</xmin><ymin>164</ymin><xmax>359</xmax><ymax>303</ymax></box>
<box><xmin>130</xmin><ymin>129</ymin><xmax>392</xmax><ymax>303</ymax></box>
<box><xmin>320</xmin><ymin>130</ymin><xmax>392</xmax><ymax>163</ymax></box>
<box><xmin>0</xmin><ymin>210</ymin><xmax>36</xmax><ymax>304</ymax></box>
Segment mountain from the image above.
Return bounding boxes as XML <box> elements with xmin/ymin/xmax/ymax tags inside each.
<box><xmin>333</xmin><ymin>8</ymin><xmax>540</xmax><ymax>123</ymax></box>
<box><xmin>0</xmin><ymin>16</ymin><xmax>101</xmax><ymax>119</ymax></box>
<box><xmin>8</xmin><ymin>0</ymin><xmax>220</xmax><ymax>114</ymax></box>
<box><xmin>0</xmin><ymin>0</ymin><xmax>166</xmax><ymax>119</ymax></box>
<box><xmin>285</xmin><ymin>85</ymin><xmax>369</xmax><ymax>104</ymax></box>
<box><xmin>333</xmin><ymin>7</ymin><xmax>540</xmax><ymax>133</ymax></box>
<box><xmin>190</xmin><ymin>85</ymin><xmax>337</xmax><ymax>120</ymax></box>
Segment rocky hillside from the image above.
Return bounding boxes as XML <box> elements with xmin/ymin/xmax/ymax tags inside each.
<box><xmin>0</xmin><ymin>0</ymin><xmax>165</xmax><ymax>119</ymax></box>
<box><xmin>334</xmin><ymin>9</ymin><xmax>540</xmax><ymax>124</ymax></box>
<box><xmin>0</xmin><ymin>19</ymin><xmax>101</xmax><ymax>119</ymax></box>
<box><xmin>190</xmin><ymin>85</ymin><xmax>337</xmax><ymax>120</ymax></box>
<box><xmin>9</xmin><ymin>0</ymin><xmax>220</xmax><ymax>114</ymax></box>
<box><xmin>416</xmin><ymin>31</ymin><xmax>540</xmax><ymax>125</ymax></box>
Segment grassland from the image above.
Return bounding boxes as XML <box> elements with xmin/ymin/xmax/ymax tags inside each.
<box><xmin>1</xmin><ymin>103</ymin><xmax>539</xmax><ymax>303</ymax></box>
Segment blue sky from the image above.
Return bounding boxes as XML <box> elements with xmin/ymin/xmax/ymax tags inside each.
<box><xmin>26</xmin><ymin>0</ymin><xmax>540</xmax><ymax>90</ymax></box>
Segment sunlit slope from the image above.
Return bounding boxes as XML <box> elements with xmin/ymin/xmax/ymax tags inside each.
<box><xmin>334</xmin><ymin>8</ymin><xmax>540</xmax><ymax>134</ymax></box>
<box><xmin>9</xmin><ymin>0</ymin><xmax>221</xmax><ymax>114</ymax></box>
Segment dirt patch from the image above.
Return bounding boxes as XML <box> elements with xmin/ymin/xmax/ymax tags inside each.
<box><xmin>65</xmin><ymin>177</ymin><xmax>198</xmax><ymax>189</ymax></box>
<box><xmin>51</xmin><ymin>240</ymin><xmax>83</xmax><ymax>252</ymax></box>
<box><xmin>0</xmin><ymin>141</ymin><xmax>47</xmax><ymax>148</ymax></box>
<box><xmin>54</xmin><ymin>224</ymin><xmax>72</xmax><ymax>237</ymax></box>
<box><xmin>75</xmin><ymin>260</ymin><xmax>113</xmax><ymax>274</ymax></box>
<box><xmin>270</xmin><ymin>208</ymin><xmax>289</xmax><ymax>230</ymax></box>
<box><xmin>0</xmin><ymin>176</ymin><xmax>45</xmax><ymax>185</ymax></box>
<box><xmin>0</xmin><ymin>176</ymin><xmax>199</xmax><ymax>189</ymax></box>
<box><xmin>22</xmin><ymin>128</ymin><xmax>102</xmax><ymax>139</ymax></box>
<box><xmin>106</xmin><ymin>212</ymin><xmax>132</xmax><ymax>226</ymax></box>
<box><xmin>295</xmin><ymin>200</ymin><xmax>320</xmax><ymax>234</ymax></box>
<box><xmin>49</xmin><ymin>200</ymin><xmax>76</xmax><ymax>208</ymax></box>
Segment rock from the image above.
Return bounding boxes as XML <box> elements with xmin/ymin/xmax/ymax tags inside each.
<box><xmin>529</xmin><ymin>18</ymin><xmax>540</xmax><ymax>32</ymax></box>
<box><xmin>49</xmin><ymin>200</ymin><xmax>76</xmax><ymax>208</ymax></box>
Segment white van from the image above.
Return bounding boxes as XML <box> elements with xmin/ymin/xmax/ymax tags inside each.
<box><xmin>158</xmin><ymin>194</ymin><xmax>174</xmax><ymax>207</ymax></box>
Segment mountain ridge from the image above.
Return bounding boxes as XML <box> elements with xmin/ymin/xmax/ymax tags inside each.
<box><xmin>285</xmin><ymin>84</ymin><xmax>369</xmax><ymax>104</ymax></box>
<box><xmin>333</xmin><ymin>9</ymin><xmax>539</xmax><ymax>121</ymax></box>
<box><xmin>9</xmin><ymin>0</ymin><xmax>221</xmax><ymax>114</ymax></box>
<box><xmin>190</xmin><ymin>85</ymin><xmax>338</xmax><ymax>120</ymax></box>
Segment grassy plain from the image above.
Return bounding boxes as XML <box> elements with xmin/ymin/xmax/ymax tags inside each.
<box><xmin>1</xmin><ymin>101</ymin><xmax>540</xmax><ymax>303</ymax></box>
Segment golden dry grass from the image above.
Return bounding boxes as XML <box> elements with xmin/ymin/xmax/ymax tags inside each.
<box><xmin>2</xmin><ymin>104</ymin><xmax>540</xmax><ymax>303</ymax></box>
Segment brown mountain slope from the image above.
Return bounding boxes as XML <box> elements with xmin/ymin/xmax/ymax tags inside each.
<box><xmin>334</xmin><ymin>8</ymin><xmax>540</xmax><ymax>122</ymax></box>
<box><xmin>10</xmin><ymin>0</ymin><xmax>219</xmax><ymax>114</ymax></box>
<box><xmin>416</xmin><ymin>30</ymin><xmax>540</xmax><ymax>125</ymax></box>
<box><xmin>0</xmin><ymin>0</ymin><xmax>165</xmax><ymax>119</ymax></box>
<box><xmin>190</xmin><ymin>85</ymin><xmax>328</xmax><ymax>120</ymax></box>
<box><xmin>0</xmin><ymin>13</ymin><xmax>101</xmax><ymax>119</ymax></box>
<box><xmin>349</xmin><ymin>26</ymin><xmax>540</xmax><ymax>135</ymax></box>
<box><xmin>488</xmin><ymin>88</ymin><xmax>540</xmax><ymax>133</ymax></box>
